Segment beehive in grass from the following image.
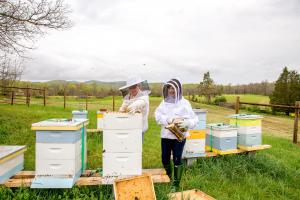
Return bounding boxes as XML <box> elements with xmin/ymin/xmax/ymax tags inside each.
<box><xmin>206</xmin><ymin>123</ymin><xmax>238</xmax><ymax>154</ymax></box>
<box><xmin>229</xmin><ymin>114</ymin><xmax>263</xmax><ymax>147</ymax></box>
<box><xmin>182</xmin><ymin>109</ymin><xmax>207</xmax><ymax>158</ymax></box>
<box><xmin>72</xmin><ymin>110</ymin><xmax>88</xmax><ymax>120</ymax></box>
<box><xmin>0</xmin><ymin>146</ymin><xmax>26</xmax><ymax>184</ymax></box>
<box><xmin>102</xmin><ymin>112</ymin><xmax>143</xmax><ymax>183</ymax></box>
<box><xmin>97</xmin><ymin>109</ymin><xmax>107</xmax><ymax>130</ymax></box>
<box><xmin>31</xmin><ymin>118</ymin><xmax>88</xmax><ymax>188</ymax></box>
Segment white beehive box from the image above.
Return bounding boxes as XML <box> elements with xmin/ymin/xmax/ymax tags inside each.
<box><xmin>183</xmin><ymin>130</ymin><xmax>206</xmax><ymax>158</ymax></box>
<box><xmin>102</xmin><ymin>112</ymin><xmax>142</xmax><ymax>179</ymax></box>
<box><xmin>0</xmin><ymin>146</ymin><xmax>26</xmax><ymax>184</ymax></box>
<box><xmin>103</xmin><ymin>112</ymin><xmax>143</xmax><ymax>130</ymax></box>
<box><xmin>31</xmin><ymin>118</ymin><xmax>88</xmax><ymax>188</ymax></box>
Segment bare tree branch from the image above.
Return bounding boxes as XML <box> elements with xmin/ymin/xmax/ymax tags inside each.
<box><xmin>0</xmin><ymin>0</ymin><xmax>72</xmax><ymax>56</ymax></box>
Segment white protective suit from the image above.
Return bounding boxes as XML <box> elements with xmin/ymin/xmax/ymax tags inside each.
<box><xmin>155</xmin><ymin>79</ymin><xmax>198</xmax><ymax>139</ymax></box>
<box><xmin>119</xmin><ymin>90</ymin><xmax>149</xmax><ymax>132</ymax></box>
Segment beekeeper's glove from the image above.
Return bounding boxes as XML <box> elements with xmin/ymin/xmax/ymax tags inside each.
<box><xmin>178</xmin><ymin>120</ymin><xmax>191</xmax><ymax>131</ymax></box>
<box><xmin>127</xmin><ymin>99</ymin><xmax>146</xmax><ymax>114</ymax></box>
<box><xmin>119</xmin><ymin>100</ymin><xmax>130</xmax><ymax>112</ymax></box>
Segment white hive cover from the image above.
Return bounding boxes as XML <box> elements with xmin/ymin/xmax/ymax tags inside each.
<box><xmin>32</xmin><ymin>118</ymin><xmax>88</xmax><ymax>127</ymax></box>
<box><xmin>228</xmin><ymin>114</ymin><xmax>263</xmax><ymax>119</ymax></box>
<box><xmin>0</xmin><ymin>146</ymin><xmax>26</xmax><ymax>161</ymax></box>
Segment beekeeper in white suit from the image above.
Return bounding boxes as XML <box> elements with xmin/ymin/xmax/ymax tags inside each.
<box><xmin>155</xmin><ymin>78</ymin><xmax>198</xmax><ymax>191</ymax></box>
<box><xmin>119</xmin><ymin>76</ymin><xmax>150</xmax><ymax>139</ymax></box>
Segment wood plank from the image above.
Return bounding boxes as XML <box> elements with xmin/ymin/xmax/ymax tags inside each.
<box><xmin>12</xmin><ymin>168</ymin><xmax>167</xmax><ymax>179</ymax></box>
<box><xmin>169</xmin><ymin>189</ymin><xmax>215</xmax><ymax>200</ymax></box>
<box><xmin>237</xmin><ymin>144</ymin><xmax>271</xmax><ymax>151</ymax></box>
<box><xmin>3</xmin><ymin>174</ymin><xmax>170</xmax><ymax>188</ymax></box>
<box><xmin>3</xmin><ymin>178</ymin><xmax>32</xmax><ymax>188</ymax></box>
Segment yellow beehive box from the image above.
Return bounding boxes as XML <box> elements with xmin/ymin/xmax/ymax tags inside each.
<box><xmin>187</xmin><ymin>130</ymin><xmax>206</xmax><ymax>140</ymax></box>
<box><xmin>229</xmin><ymin>114</ymin><xmax>263</xmax><ymax>127</ymax></box>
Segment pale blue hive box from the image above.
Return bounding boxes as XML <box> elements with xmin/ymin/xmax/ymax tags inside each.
<box><xmin>192</xmin><ymin>109</ymin><xmax>207</xmax><ymax>130</ymax></box>
<box><xmin>0</xmin><ymin>146</ymin><xmax>26</xmax><ymax>184</ymax></box>
<box><xmin>31</xmin><ymin>118</ymin><xmax>88</xmax><ymax>188</ymax></box>
<box><xmin>206</xmin><ymin>123</ymin><xmax>238</xmax><ymax>151</ymax></box>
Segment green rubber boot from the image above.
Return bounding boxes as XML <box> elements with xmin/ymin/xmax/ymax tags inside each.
<box><xmin>164</xmin><ymin>164</ymin><xmax>173</xmax><ymax>181</ymax></box>
<box><xmin>172</xmin><ymin>164</ymin><xmax>184</xmax><ymax>192</ymax></box>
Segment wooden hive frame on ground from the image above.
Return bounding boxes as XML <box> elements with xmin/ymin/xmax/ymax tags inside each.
<box><xmin>169</xmin><ymin>189</ymin><xmax>215</xmax><ymax>200</ymax></box>
<box><xmin>113</xmin><ymin>174</ymin><xmax>156</xmax><ymax>200</ymax></box>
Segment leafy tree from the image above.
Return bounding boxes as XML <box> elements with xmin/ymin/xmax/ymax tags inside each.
<box><xmin>198</xmin><ymin>71</ymin><xmax>216</xmax><ymax>104</ymax></box>
<box><xmin>270</xmin><ymin>67</ymin><xmax>300</xmax><ymax>115</ymax></box>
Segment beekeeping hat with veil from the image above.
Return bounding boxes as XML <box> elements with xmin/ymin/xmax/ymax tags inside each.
<box><xmin>163</xmin><ymin>78</ymin><xmax>182</xmax><ymax>103</ymax></box>
<box><xmin>119</xmin><ymin>76</ymin><xmax>151</xmax><ymax>97</ymax></box>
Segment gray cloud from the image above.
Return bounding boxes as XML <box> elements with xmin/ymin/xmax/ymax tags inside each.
<box><xmin>23</xmin><ymin>0</ymin><xmax>300</xmax><ymax>84</ymax></box>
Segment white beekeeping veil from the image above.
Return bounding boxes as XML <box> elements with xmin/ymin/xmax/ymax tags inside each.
<box><xmin>119</xmin><ymin>76</ymin><xmax>151</xmax><ymax>97</ymax></box>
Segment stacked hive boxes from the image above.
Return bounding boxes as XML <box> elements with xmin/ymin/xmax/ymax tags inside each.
<box><xmin>103</xmin><ymin>113</ymin><xmax>143</xmax><ymax>179</ymax></box>
<box><xmin>182</xmin><ymin>109</ymin><xmax>207</xmax><ymax>158</ymax></box>
<box><xmin>206</xmin><ymin>123</ymin><xmax>238</xmax><ymax>154</ymax></box>
<box><xmin>229</xmin><ymin>114</ymin><xmax>263</xmax><ymax>147</ymax></box>
<box><xmin>31</xmin><ymin>118</ymin><xmax>88</xmax><ymax>188</ymax></box>
<box><xmin>97</xmin><ymin>109</ymin><xmax>107</xmax><ymax>130</ymax></box>
<box><xmin>72</xmin><ymin>110</ymin><xmax>88</xmax><ymax>120</ymax></box>
<box><xmin>0</xmin><ymin>146</ymin><xmax>26</xmax><ymax>184</ymax></box>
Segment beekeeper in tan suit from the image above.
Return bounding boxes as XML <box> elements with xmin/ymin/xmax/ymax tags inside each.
<box><xmin>119</xmin><ymin>76</ymin><xmax>150</xmax><ymax>140</ymax></box>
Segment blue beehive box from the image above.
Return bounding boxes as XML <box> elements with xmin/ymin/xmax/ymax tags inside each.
<box><xmin>31</xmin><ymin>118</ymin><xmax>88</xmax><ymax>188</ymax></box>
<box><xmin>206</xmin><ymin>123</ymin><xmax>238</xmax><ymax>153</ymax></box>
<box><xmin>192</xmin><ymin>109</ymin><xmax>207</xmax><ymax>130</ymax></box>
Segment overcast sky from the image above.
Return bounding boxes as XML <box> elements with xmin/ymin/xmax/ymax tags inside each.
<box><xmin>23</xmin><ymin>0</ymin><xmax>300</xmax><ymax>84</ymax></box>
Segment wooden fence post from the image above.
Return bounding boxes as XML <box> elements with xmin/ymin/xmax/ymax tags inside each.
<box><xmin>235</xmin><ymin>96</ymin><xmax>240</xmax><ymax>114</ymax></box>
<box><xmin>113</xmin><ymin>95</ymin><xmax>115</xmax><ymax>111</ymax></box>
<box><xmin>86</xmin><ymin>94</ymin><xmax>88</xmax><ymax>110</ymax></box>
<box><xmin>11</xmin><ymin>91</ymin><xmax>14</xmax><ymax>105</ymax></box>
<box><xmin>293</xmin><ymin>101</ymin><xmax>300</xmax><ymax>144</ymax></box>
<box><xmin>43</xmin><ymin>87</ymin><xmax>46</xmax><ymax>106</ymax></box>
<box><xmin>26</xmin><ymin>85</ymin><xmax>30</xmax><ymax>107</ymax></box>
<box><xmin>64</xmin><ymin>88</ymin><xmax>66</xmax><ymax>109</ymax></box>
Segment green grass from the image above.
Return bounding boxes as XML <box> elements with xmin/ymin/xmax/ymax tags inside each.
<box><xmin>0</xmin><ymin>97</ymin><xmax>300</xmax><ymax>199</ymax></box>
<box><xmin>223</xmin><ymin>94</ymin><xmax>270</xmax><ymax>104</ymax></box>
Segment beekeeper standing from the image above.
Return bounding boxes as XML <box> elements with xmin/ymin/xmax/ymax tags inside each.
<box><xmin>119</xmin><ymin>76</ymin><xmax>150</xmax><ymax>139</ymax></box>
<box><xmin>155</xmin><ymin>78</ymin><xmax>198</xmax><ymax>191</ymax></box>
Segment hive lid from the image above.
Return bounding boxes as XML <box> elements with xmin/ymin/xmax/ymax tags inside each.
<box><xmin>0</xmin><ymin>146</ymin><xmax>27</xmax><ymax>163</ymax></box>
<box><xmin>31</xmin><ymin>118</ymin><xmax>89</xmax><ymax>131</ymax></box>
<box><xmin>206</xmin><ymin>123</ymin><xmax>237</xmax><ymax>130</ymax></box>
<box><xmin>31</xmin><ymin>175</ymin><xmax>78</xmax><ymax>188</ymax></box>
<box><xmin>72</xmin><ymin>110</ymin><xmax>88</xmax><ymax>115</ymax></box>
<box><xmin>228</xmin><ymin>114</ymin><xmax>263</xmax><ymax>120</ymax></box>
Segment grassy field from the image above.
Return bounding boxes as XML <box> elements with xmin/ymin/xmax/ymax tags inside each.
<box><xmin>223</xmin><ymin>94</ymin><xmax>270</xmax><ymax>104</ymax></box>
<box><xmin>0</xmin><ymin>96</ymin><xmax>299</xmax><ymax>199</ymax></box>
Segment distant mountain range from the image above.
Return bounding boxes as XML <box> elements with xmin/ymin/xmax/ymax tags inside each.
<box><xmin>31</xmin><ymin>80</ymin><xmax>165</xmax><ymax>89</ymax></box>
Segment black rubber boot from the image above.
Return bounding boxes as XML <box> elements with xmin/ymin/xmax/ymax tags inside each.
<box><xmin>163</xmin><ymin>164</ymin><xmax>173</xmax><ymax>181</ymax></box>
<box><xmin>172</xmin><ymin>164</ymin><xmax>184</xmax><ymax>192</ymax></box>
